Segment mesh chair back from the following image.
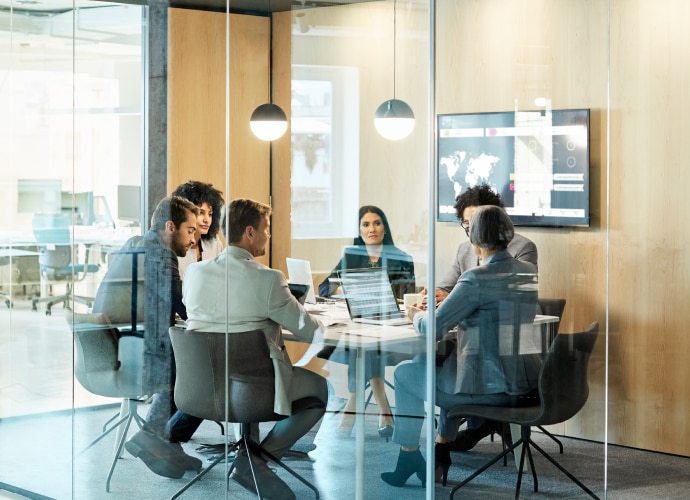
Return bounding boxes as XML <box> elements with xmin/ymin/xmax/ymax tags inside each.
<box><xmin>169</xmin><ymin>327</ymin><xmax>277</xmax><ymax>425</ymax></box>
<box><xmin>537</xmin><ymin>322</ymin><xmax>599</xmax><ymax>425</ymax></box>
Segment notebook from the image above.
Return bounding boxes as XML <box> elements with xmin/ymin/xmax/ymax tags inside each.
<box><xmin>338</xmin><ymin>268</ymin><xmax>412</xmax><ymax>326</ymax></box>
<box><xmin>286</xmin><ymin>257</ymin><xmax>317</xmax><ymax>304</ymax></box>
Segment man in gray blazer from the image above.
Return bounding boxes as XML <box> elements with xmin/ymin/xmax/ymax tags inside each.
<box><xmin>182</xmin><ymin>198</ymin><xmax>328</xmax><ymax>500</ymax></box>
<box><xmin>426</xmin><ymin>184</ymin><xmax>538</xmax><ymax>451</ymax></box>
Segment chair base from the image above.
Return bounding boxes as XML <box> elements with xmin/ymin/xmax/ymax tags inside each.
<box><xmin>76</xmin><ymin>399</ymin><xmax>146</xmax><ymax>492</ymax></box>
<box><xmin>449</xmin><ymin>426</ymin><xmax>599</xmax><ymax>500</ymax></box>
<box><xmin>32</xmin><ymin>289</ymin><xmax>93</xmax><ymax>316</ymax></box>
<box><xmin>170</xmin><ymin>423</ymin><xmax>319</xmax><ymax>500</ymax></box>
<box><xmin>537</xmin><ymin>425</ymin><xmax>564</xmax><ymax>454</ymax></box>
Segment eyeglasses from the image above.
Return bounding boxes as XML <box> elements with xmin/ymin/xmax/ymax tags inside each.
<box><xmin>460</xmin><ymin>220</ymin><xmax>470</xmax><ymax>237</ymax></box>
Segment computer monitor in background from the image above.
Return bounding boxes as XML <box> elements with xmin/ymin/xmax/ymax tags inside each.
<box><xmin>17</xmin><ymin>179</ymin><xmax>62</xmax><ymax>214</ymax></box>
<box><xmin>117</xmin><ymin>185</ymin><xmax>141</xmax><ymax>226</ymax></box>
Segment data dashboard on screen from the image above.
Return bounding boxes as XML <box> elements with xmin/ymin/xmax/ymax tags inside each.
<box><xmin>437</xmin><ymin>109</ymin><xmax>590</xmax><ymax>227</ymax></box>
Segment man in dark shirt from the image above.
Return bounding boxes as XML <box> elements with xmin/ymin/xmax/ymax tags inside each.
<box><xmin>99</xmin><ymin>195</ymin><xmax>200</xmax><ymax>479</ymax></box>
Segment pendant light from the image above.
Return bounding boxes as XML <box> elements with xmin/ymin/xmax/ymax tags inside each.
<box><xmin>250</xmin><ymin>0</ymin><xmax>288</xmax><ymax>141</ymax></box>
<box><xmin>374</xmin><ymin>0</ymin><xmax>415</xmax><ymax>141</ymax></box>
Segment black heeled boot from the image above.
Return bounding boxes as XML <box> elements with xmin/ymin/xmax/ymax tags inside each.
<box><xmin>381</xmin><ymin>448</ymin><xmax>426</xmax><ymax>487</ymax></box>
<box><xmin>434</xmin><ymin>442</ymin><xmax>452</xmax><ymax>486</ymax></box>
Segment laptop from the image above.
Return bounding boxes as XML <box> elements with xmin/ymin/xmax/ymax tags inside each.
<box><xmin>288</xmin><ymin>283</ymin><xmax>310</xmax><ymax>305</ymax></box>
<box><xmin>338</xmin><ymin>268</ymin><xmax>412</xmax><ymax>326</ymax></box>
<box><xmin>286</xmin><ymin>257</ymin><xmax>317</xmax><ymax>304</ymax></box>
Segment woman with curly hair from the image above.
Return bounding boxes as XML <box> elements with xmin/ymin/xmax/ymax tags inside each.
<box><xmin>172</xmin><ymin>180</ymin><xmax>225</xmax><ymax>279</ymax></box>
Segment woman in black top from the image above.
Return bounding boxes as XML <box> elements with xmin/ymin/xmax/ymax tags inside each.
<box><xmin>318</xmin><ymin>205</ymin><xmax>415</xmax><ymax>438</ymax></box>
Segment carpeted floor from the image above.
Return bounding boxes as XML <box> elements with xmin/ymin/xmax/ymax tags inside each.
<box><xmin>0</xmin><ymin>400</ymin><xmax>689</xmax><ymax>500</ymax></box>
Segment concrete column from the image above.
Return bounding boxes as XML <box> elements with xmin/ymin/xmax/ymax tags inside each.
<box><xmin>146</xmin><ymin>0</ymin><xmax>169</xmax><ymax>221</ymax></box>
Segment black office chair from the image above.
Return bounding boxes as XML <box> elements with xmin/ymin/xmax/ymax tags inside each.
<box><xmin>536</xmin><ymin>298</ymin><xmax>567</xmax><ymax>453</ymax></box>
<box><xmin>447</xmin><ymin>322</ymin><xmax>600</xmax><ymax>500</ymax></box>
<box><xmin>31</xmin><ymin>213</ymin><xmax>100</xmax><ymax>315</ymax></box>
<box><xmin>168</xmin><ymin>326</ymin><xmax>322</xmax><ymax>500</ymax></box>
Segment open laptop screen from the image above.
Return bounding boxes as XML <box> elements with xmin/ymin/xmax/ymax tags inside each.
<box><xmin>338</xmin><ymin>268</ymin><xmax>403</xmax><ymax>319</ymax></box>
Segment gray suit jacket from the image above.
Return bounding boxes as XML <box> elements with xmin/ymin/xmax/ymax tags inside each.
<box><xmin>182</xmin><ymin>245</ymin><xmax>324</xmax><ymax>416</ymax></box>
<box><xmin>437</xmin><ymin>233</ymin><xmax>538</xmax><ymax>291</ymax></box>
<box><xmin>415</xmin><ymin>251</ymin><xmax>538</xmax><ymax>395</ymax></box>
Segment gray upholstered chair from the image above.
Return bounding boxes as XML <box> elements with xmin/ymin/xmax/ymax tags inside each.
<box><xmin>448</xmin><ymin>322</ymin><xmax>600</xmax><ymax>500</ymax></box>
<box><xmin>168</xmin><ymin>326</ymin><xmax>321</xmax><ymax>500</ymax></box>
<box><xmin>69</xmin><ymin>312</ymin><xmax>146</xmax><ymax>492</ymax></box>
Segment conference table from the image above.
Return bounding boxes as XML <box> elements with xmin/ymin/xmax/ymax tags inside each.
<box><xmin>285</xmin><ymin>301</ymin><xmax>559</xmax><ymax>500</ymax></box>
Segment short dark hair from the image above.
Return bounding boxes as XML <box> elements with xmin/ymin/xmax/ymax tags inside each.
<box><xmin>469</xmin><ymin>205</ymin><xmax>514</xmax><ymax>251</ymax></box>
<box><xmin>454</xmin><ymin>183</ymin><xmax>504</xmax><ymax>222</ymax></box>
<box><xmin>172</xmin><ymin>180</ymin><xmax>225</xmax><ymax>240</ymax></box>
<box><xmin>221</xmin><ymin>198</ymin><xmax>271</xmax><ymax>244</ymax></box>
<box><xmin>353</xmin><ymin>205</ymin><xmax>395</xmax><ymax>246</ymax></box>
<box><xmin>150</xmin><ymin>196</ymin><xmax>199</xmax><ymax>232</ymax></box>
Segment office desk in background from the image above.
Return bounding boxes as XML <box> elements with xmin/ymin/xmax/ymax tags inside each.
<box><xmin>0</xmin><ymin>226</ymin><xmax>136</xmax><ymax>308</ymax></box>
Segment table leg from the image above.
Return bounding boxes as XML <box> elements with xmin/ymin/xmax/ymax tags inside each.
<box><xmin>355</xmin><ymin>345</ymin><xmax>365</xmax><ymax>500</ymax></box>
<box><xmin>510</xmin><ymin>423</ymin><xmax>528</xmax><ymax>472</ymax></box>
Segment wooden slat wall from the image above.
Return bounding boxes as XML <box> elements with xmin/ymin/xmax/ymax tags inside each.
<box><xmin>168</xmin><ymin>8</ymin><xmax>271</xmax><ymax>265</ymax></box>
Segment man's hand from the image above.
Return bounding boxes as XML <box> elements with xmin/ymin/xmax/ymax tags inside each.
<box><xmin>420</xmin><ymin>287</ymin><xmax>450</xmax><ymax>307</ymax></box>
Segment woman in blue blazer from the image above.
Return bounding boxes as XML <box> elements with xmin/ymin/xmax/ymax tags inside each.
<box><xmin>381</xmin><ymin>205</ymin><xmax>538</xmax><ymax>487</ymax></box>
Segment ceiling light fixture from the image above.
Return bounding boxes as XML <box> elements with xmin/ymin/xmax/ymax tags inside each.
<box><xmin>374</xmin><ymin>0</ymin><xmax>415</xmax><ymax>141</ymax></box>
<box><xmin>250</xmin><ymin>0</ymin><xmax>288</xmax><ymax>142</ymax></box>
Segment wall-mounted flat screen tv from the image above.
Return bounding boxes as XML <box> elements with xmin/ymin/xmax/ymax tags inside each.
<box><xmin>437</xmin><ymin>109</ymin><xmax>590</xmax><ymax>227</ymax></box>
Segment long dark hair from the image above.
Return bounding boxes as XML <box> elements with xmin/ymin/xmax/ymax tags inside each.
<box><xmin>353</xmin><ymin>205</ymin><xmax>395</xmax><ymax>246</ymax></box>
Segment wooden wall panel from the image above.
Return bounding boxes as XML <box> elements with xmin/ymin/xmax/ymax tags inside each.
<box><xmin>608</xmin><ymin>0</ymin><xmax>690</xmax><ymax>455</ymax></box>
<box><xmin>168</xmin><ymin>9</ymin><xmax>271</xmax><ymax>264</ymax></box>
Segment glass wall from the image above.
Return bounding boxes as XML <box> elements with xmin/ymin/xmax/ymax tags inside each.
<box><xmin>0</xmin><ymin>2</ymin><xmax>144</xmax><ymax>498</ymax></box>
<box><xmin>2</xmin><ymin>0</ymin><xmax>690</xmax><ymax>499</ymax></box>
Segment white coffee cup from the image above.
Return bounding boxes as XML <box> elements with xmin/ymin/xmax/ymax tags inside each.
<box><xmin>403</xmin><ymin>293</ymin><xmax>424</xmax><ymax>308</ymax></box>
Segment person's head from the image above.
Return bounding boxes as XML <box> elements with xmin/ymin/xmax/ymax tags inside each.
<box><xmin>354</xmin><ymin>205</ymin><xmax>395</xmax><ymax>247</ymax></box>
<box><xmin>150</xmin><ymin>196</ymin><xmax>199</xmax><ymax>257</ymax></box>
<box><xmin>469</xmin><ymin>205</ymin><xmax>514</xmax><ymax>251</ymax></box>
<box><xmin>172</xmin><ymin>180</ymin><xmax>224</xmax><ymax>241</ymax></box>
<box><xmin>221</xmin><ymin>198</ymin><xmax>272</xmax><ymax>257</ymax></box>
<box><xmin>454</xmin><ymin>183</ymin><xmax>504</xmax><ymax>237</ymax></box>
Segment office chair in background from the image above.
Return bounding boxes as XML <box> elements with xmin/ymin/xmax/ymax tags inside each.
<box><xmin>31</xmin><ymin>213</ymin><xmax>100</xmax><ymax>315</ymax></box>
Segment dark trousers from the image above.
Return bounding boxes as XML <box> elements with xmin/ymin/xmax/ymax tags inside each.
<box><xmin>166</xmin><ymin>410</ymin><xmax>203</xmax><ymax>442</ymax></box>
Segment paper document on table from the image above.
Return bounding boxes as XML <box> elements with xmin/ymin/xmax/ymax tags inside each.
<box><xmin>294</xmin><ymin>342</ymin><xmax>325</xmax><ymax>367</ymax></box>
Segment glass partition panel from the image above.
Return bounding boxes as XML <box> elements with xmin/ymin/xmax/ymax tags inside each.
<box><xmin>4</xmin><ymin>0</ymin><xmax>690</xmax><ymax>498</ymax></box>
<box><xmin>0</xmin><ymin>2</ymin><xmax>144</xmax><ymax>498</ymax></box>
<box><xmin>433</xmin><ymin>1</ymin><xmax>610</xmax><ymax>498</ymax></box>
<box><xmin>289</xmin><ymin>1</ymin><xmax>433</xmax><ymax>498</ymax></box>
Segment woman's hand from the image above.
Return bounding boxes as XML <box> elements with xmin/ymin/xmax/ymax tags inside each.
<box><xmin>420</xmin><ymin>287</ymin><xmax>449</xmax><ymax>307</ymax></box>
<box><xmin>406</xmin><ymin>304</ymin><xmax>423</xmax><ymax>321</ymax></box>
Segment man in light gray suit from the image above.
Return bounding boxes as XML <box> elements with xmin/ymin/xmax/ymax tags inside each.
<box><xmin>182</xmin><ymin>198</ymin><xmax>328</xmax><ymax>500</ymax></box>
<box><xmin>423</xmin><ymin>183</ymin><xmax>538</xmax><ymax>451</ymax></box>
